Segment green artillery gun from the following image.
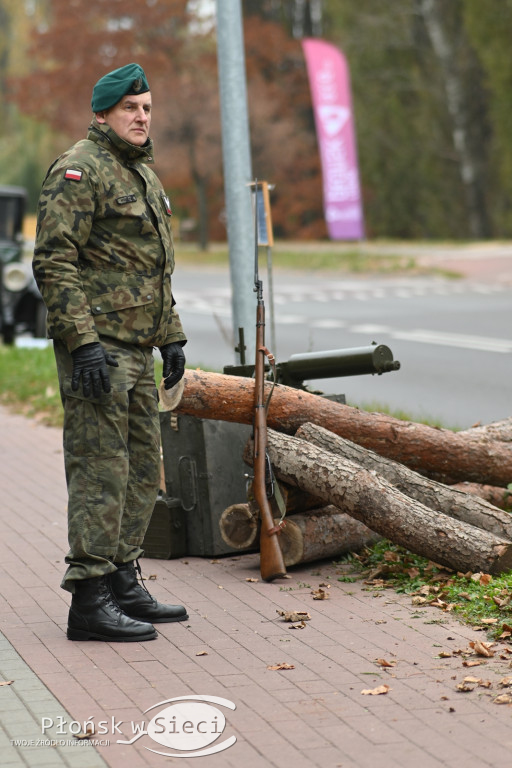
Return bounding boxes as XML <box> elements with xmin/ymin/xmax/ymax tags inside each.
<box><xmin>223</xmin><ymin>342</ymin><xmax>400</xmax><ymax>391</ymax></box>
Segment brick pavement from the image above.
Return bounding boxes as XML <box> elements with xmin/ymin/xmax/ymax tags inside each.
<box><xmin>2</xmin><ymin>404</ymin><xmax>512</xmax><ymax>767</ymax></box>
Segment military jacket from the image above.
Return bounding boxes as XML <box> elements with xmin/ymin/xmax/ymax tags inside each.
<box><xmin>33</xmin><ymin>119</ymin><xmax>186</xmax><ymax>352</ymax></box>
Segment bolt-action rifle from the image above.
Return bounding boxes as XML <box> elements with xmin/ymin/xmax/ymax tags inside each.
<box><xmin>251</xmin><ymin>181</ymin><xmax>286</xmax><ymax>582</ymax></box>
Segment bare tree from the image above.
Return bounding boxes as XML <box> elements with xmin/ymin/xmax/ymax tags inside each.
<box><xmin>416</xmin><ymin>0</ymin><xmax>490</xmax><ymax>237</ymax></box>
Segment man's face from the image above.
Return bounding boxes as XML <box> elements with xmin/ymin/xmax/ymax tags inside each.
<box><xmin>96</xmin><ymin>92</ymin><xmax>152</xmax><ymax>146</ymax></box>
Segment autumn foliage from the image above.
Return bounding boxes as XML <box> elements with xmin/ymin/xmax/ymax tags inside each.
<box><xmin>9</xmin><ymin>0</ymin><xmax>325</xmax><ymax>243</ymax></box>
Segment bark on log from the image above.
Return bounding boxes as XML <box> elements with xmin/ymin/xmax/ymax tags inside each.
<box><xmin>177</xmin><ymin>370</ymin><xmax>512</xmax><ymax>486</ymax></box>
<box><xmin>295</xmin><ymin>422</ymin><xmax>512</xmax><ymax>540</ymax></box>
<box><xmin>458</xmin><ymin>418</ymin><xmax>512</xmax><ymax>443</ymax></box>
<box><xmin>278</xmin><ymin>506</ymin><xmax>380</xmax><ymax>566</ymax></box>
<box><xmin>449</xmin><ymin>482</ymin><xmax>511</xmax><ymax>511</ymax></box>
<box><xmin>262</xmin><ymin>429</ymin><xmax>512</xmax><ymax>575</ymax></box>
<box><xmin>219</xmin><ymin>501</ymin><xmax>379</xmax><ymax>565</ymax></box>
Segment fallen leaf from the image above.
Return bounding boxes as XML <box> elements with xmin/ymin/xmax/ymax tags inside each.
<box><xmin>311</xmin><ymin>588</ymin><xmax>330</xmax><ymax>600</ymax></box>
<box><xmin>289</xmin><ymin>621</ymin><xmax>307</xmax><ymax>630</ymax></box>
<box><xmin>480</xmin><ymin>617</ymin><xmax>498</xmax><ymax>625</ymax></box>
<box><xmin>196</xmin><ymin>651</ymin><xmax>208</xmax><ymax>656</ymax></box>
<box><xmin>471</xmin><ymin>572</ymin><xmax>492</xmax><ymax>585</ymax></box>
<box><xmin>462</xmin><ymin>660</ymin><xmax>482</xmax><ymax>668</ymax></box>
<box><xmin>463</xmin><ymin>676</ymin><xmax>482</xmax><ymax>684</ymax></box>
<box><xmin>361</xmin><ymin>685</ymin><xmax>390</xmax><ymax>696</ymax></box>
<box><xmin>469</xmin><ymin>640</ymin><xmax>495</xmax><ymax>658</ymax></box>
<box><xmin>438</xmin><ymin>651</ymin><xmax>452</xmax><ymax>658</ymax></box>
<box><xmin>498</xmin><ymin>676</ymin><xmax>512</xmax><ymax>688</ymax></box>
<box><xmin>493</xmin><ymin>694</ymin><xmax>512</xmax><ymax>705</ymax></box>
<box><xmin>267</xmin><ymin>662</ymin><xmax>295</xmax><ymax>671</ymax></box>
<box><xmin>456</xmin><ymin>682</ymin><xmax>475</xmax><ymax>692</ymax></box>
<box><xmin>412</xmin><ymin>596</ymin><xmax>428</xmax><ymax>606</ymax></box>
<box><xmin>245</xmin><ymin>577</ymin><xmax>259</xmax><ymax>583</ymax></box>
<box><xmin>375</xmin><ymin>658</ymin><xmax>396</xmax><ymax>668</ymax></box>
<box><xmin>75</xmin><ymin>724</ymin><xmax>95</xmax><ymax>740</ymax></box>
<box><xmin>277</xmin><ymin>610</ymin><xmax>311</xmax><ymax>622</ymax></box>
<box><xmin>0</xmin><ymin>680</ymin><xmax>14</xmax><ymax>687</ymax></box>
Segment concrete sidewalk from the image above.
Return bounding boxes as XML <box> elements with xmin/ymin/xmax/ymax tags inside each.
<box><xmin>2</xmin><ymin>405</ymin><xmax>512</xmax><ymax>768</ymax></box>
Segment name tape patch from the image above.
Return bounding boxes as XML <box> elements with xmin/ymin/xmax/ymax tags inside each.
<box><xmin>116</xmin><ymin>195</ymin><xmax>137</xmax><ymax>205</ymax></box>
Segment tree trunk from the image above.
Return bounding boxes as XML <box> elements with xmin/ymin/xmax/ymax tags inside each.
<box><xmin>177</xmin><ymin>370</ymin><xmax>512</xmax><ymax>486</ymax></box>
<box><xmin>263</xmin><ymin>429</ymin><xmax>512</xmax><ymax>575</ymax></box>
<box><xmin>418</xmin><ymin>0</ymin><xmax>490</xmax><ymax>238</ymax></box>
<box><xmin>295</xmin><ymin>422</ymin><xmax>512</xmax><ymax>540</ymax></box>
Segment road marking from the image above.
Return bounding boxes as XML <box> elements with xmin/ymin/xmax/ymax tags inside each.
<box><xmin>180</xmin><ymin>279</ymin><xmax>508</xmax><ymax>314</ymax></box>
<box><xmin>349</xmin><ymin>324</ymin><xmax>512</xmax><ymax>353</ymax></box>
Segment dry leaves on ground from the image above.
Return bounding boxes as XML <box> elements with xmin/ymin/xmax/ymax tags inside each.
<box><xmin>276</xmin><ymin>610</ymin><xmax>311</xmax><ymax>622</ymax></box>
<box><xmin>361</xmin><ymin>684</ymin><xmax>390</xmax><ymax>696</ymax></box>
<box><xmin>311</xmin><ymin>588</ymin><xmax>330</xmax><ymax>600</ymax></box>
<box><xmin>267</xmin><ymin>662</ymin><xmax>295</xmax><ymax>671</ymax></box>
<box><xmin>469</xmin><ymin>640</ymin><xmax>495</xmax><ymax>658</ymax></box>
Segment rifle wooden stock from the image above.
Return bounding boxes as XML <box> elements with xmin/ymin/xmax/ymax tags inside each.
<box><xmin>253</xmin><ymin>302</ymin><xmax>286</xmax><ymax>582</ymax></box>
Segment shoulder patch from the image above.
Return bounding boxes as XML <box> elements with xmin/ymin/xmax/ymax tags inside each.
<box><xmin>64</xmin><ymin>169</ymin><xmax>83</xmax><ymax>181</ymax></box>
<box><xmin>161</xmin><ymin>192</ymin><xmax>172</xmax><ymax>215</ymax></box>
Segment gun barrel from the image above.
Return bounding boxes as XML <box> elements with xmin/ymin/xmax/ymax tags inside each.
<box><xmin>279</xmin><ymin>344</ymin><xmax>400</xmax><ymax>385</ymax></box>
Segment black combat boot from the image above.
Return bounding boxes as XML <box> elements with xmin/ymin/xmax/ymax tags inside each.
<box><xmin>110</xmin><ymin>560</ymin><xmax>189</xmax><ymax>623</ymax></box>
<box><xmin>67</xmin><ymin>574</ymin><xmax>157</xmax><ymax>642</ymax></box>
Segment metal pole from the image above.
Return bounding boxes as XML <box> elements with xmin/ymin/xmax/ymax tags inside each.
<box><xmin>216</xmin><ymin>0</ymin><xmax>256</xmax><ymax>363</ymax></box>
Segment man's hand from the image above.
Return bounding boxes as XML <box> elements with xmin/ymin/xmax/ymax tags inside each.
<box><xmin>160</xmin><ymin>342</ymin><xmax>186</xmax><ymax>390</ymax></box>
<box><xmin>71</xmin><ymin>342</ymin><xmax>119</xmax><ymax>398</ymax></box>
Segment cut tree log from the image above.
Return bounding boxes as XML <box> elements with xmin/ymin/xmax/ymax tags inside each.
<box><xmin>295</xmin><ymin>422</ymin><xmax>512</xmax><ymax>540</ymax></box>
<box><xmin>449</xmin><ymin>482</ymin><xmax>510</xmax><ymax>511</ymax></box>
<box><xmin>219</xmin><ymin>502</ymin><xmax>259</xmax><ymax>550</ymax></box>
<box><xmin>218</xmin><ymin>501</ymin><xmax>379</xmax><ymax>564</ymax></box>
<box><xmin>278</xmin><ymin>506</ymin><xmax>380</xmax><ymax>566</ymax></box>
<box><xmin>258</xmin><ymin>429</ymin><xmax>512</xmax><ymax>575</ymax></box>
<box><xmin>177</xmin><ymin>370</ymin><xmax>512</xmax><ymax>486</ymax></box>
<box><xmin>458</xmin><ymin>418</ymin><xmax>512</xmax><ymax>443</ymax></box>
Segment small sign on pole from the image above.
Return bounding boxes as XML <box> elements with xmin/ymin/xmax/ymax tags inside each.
<box><xmin>250</xmin><ymin>181</ymin><xmax>274</xmax><ymax>247</ymax></box>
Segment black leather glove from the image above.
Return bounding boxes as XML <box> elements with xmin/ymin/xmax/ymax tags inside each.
<box><xmin>71</xmin><ymin>342</ymin><xmax>119</xmax><ymax>398</ymax></box>
<box><xmin>160</xmin><ymin>342</ymin><xmax>186</xmax><ymax>390</ymax></box>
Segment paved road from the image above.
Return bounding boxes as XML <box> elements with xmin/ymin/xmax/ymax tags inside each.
<box><xmin>175</xmin><ymin>268</ymin><xmax>511</xmax><ymax>430</ymax></box>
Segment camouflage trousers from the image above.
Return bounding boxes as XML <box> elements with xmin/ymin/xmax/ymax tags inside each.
<box><xmin>53</xmin><ymin>337</ymin><xmax>161</xmax><ymax>593</ymax></box>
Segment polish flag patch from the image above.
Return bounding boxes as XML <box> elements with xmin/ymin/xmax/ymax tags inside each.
<box><xmin>64</xmin><ymin>169</ymin><xmax>83</xmax><ymax>181</ymax></box>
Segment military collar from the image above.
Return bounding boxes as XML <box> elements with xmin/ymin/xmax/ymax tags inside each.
<box><xmin>87</xmin><ymin>118</ymin><xmax>155</xmax><ymax>164</ymax></box>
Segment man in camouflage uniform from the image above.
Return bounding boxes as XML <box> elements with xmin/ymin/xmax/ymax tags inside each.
<box><xmin>33</xmin><ymin>63</ymin><xmax>188</xmax><ymax>642</ymax></box>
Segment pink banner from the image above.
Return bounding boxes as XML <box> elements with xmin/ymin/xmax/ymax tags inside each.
<box><xmin>302</xmin><ymin>38</ymin><xmax>364</xmax><ymax>240</ymax></box>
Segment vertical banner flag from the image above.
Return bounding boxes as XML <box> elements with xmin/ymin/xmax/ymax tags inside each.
<box><xmin>302</xmin><ymin>38</ymin><xmax>364</xmax><ymax>240</ymax></box>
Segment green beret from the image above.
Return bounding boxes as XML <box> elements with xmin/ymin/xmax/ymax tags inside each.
<box><xmin>91</xmin><ymin>63</ymin><xmax>150</xmax><ymax>112</ymax></box>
